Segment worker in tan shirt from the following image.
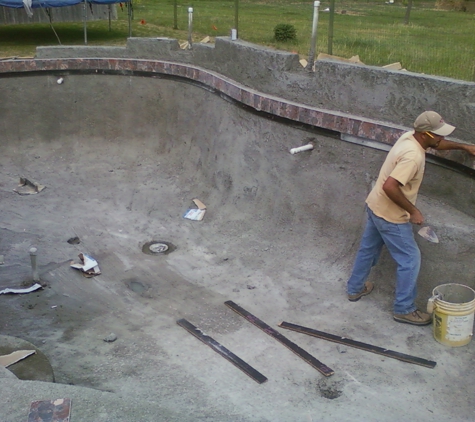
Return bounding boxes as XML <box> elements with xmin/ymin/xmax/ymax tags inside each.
<box><xmin>347</xmin><ymin>111</ymin><xmax>475</xmax><ymax>325</ymax></box>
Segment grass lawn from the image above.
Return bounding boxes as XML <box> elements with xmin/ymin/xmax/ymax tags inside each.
<box><xmin>0</xmin><ymin>0</ymin><xmax>474</xmax><ymax>81</ymax></box>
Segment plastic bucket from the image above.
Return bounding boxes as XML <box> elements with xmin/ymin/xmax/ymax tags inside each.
<box><xmin>427</xmin><ymin>283</ymin><xmax>475</xmax><ymax>347</ymax></box>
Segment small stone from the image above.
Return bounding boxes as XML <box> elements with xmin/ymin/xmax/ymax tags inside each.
<box><xmin>337</xmin><ymin>344</ymin><xmax>347</xmax><ymax>353</ymax></box>
<box><xmin>103</xmin><ymin>333</ymin><xmax>118</xmax><ymax>343</ymax></box>
<box><xmin>67</xmin><ymin>236</ymin><xmax>80</xmax><ymax>245</ymax></box>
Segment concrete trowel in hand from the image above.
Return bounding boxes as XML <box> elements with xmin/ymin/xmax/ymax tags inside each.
<box><xmin>418</xmin><ymin>226</ymin><xmax>439</xmax><ymax>243</ymax></box>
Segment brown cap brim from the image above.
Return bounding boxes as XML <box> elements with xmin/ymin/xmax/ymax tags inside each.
<box><xmin>432</xmin><ymin>123</ymin><xmax>455</xmax><ymax>136</ymax></box>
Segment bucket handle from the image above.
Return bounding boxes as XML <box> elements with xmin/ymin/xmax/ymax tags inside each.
<box><xmin>427</xmin><ymin>294</ymin><xmax>440</xmax><ymax>314</ymax></box>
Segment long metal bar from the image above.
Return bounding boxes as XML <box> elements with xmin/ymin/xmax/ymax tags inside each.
<box><xmin>225</xmin><ymin>301</ymin><xmax>334</xmax><ymax>377</ymax></box>
<box><xmin>177</xmin><ymin>318</ymin><xmax>268</xmax><ymax>383</ymax></box>
<box><xmin>279</xmin><ymin>321</ymin><xmax>437</xmax><ymax>369</ymax></box>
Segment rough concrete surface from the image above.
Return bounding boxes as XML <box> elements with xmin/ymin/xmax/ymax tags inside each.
<box><xmin>1</xmin><ymin>73</ymin><xmax>475</xmax><ymax>422</ymax></box>
<box><xmin>35</xmin><ymin>37</ymin><xmax>475</xmax><ymax>144</ymax></box>
<box><xmin>0</xmin><ymin>335</ymin><xmax>54</xmax><ymax>382</ymax></box>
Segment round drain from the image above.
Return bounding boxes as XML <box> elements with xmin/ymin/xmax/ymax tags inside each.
<box><xmin>142</xmin><ymin>240</ymin><xmax>175</xmax><ymax>256</ymax></box>
<box><xmin>127</xmin><ymin>280</ymin><xmax>148</xmax><ymax>294</ymax></box>
<box><xmin>149</xmin><ymin>243</ymin><xmax>168</xmax><ymax>253</ymax></box>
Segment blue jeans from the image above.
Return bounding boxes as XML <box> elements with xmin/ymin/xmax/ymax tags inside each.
<box><xmin>347</xmin><ymin>207</ymin><xmax>421</xmax><ymax>315</ymax></box>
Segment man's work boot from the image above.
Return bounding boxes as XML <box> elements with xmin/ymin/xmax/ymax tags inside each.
<box><xmin>348</xmin><ymin>281</ymin><xmax>374</xmax><ymax>302</ymax></box>
<box><xmin>393</xmin><ymin>309</ymin><xmax>432</xmax><ymax>326</ymax></box>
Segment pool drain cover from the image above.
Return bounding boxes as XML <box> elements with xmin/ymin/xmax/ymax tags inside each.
<box><xmin>149</xmin><ymin>242</ymin><xmax>168</xmax><ymax>253</ymax></box>
<box><xmin>142</xmin><ymin>240</ymin><xmax>175</xmax><ymax>255</ymax></box>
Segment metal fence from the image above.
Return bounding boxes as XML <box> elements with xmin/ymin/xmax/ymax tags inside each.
<box><xmin>162</xmin><ymin>0</ymin><xmax>475</xmax><ymax>82</ymax></box>
<box><xmin>315</xmin><ymin>0</ymin><xmax>475</xmax><ymax>81</ymax></box>
<box><xmin>1</xmin><ymin>0</ymin><xmax>474</xmax><ymax>82</ymax></box>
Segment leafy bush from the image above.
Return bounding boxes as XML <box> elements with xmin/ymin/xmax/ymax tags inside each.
<box><xmin>274</xmin><ymin>24</ymin><xmax>297</xmax><ymax>42</ymax></box>
<box><xmin>436</xmin><ymin>0</ymin><xmax>470</xmax><ymax>10</ymax></box>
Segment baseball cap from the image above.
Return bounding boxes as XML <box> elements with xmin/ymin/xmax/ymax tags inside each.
<box><xmin>413</xmin><ymin>111</ymin><xmax>455</xmax><ymax>136</ymax></box>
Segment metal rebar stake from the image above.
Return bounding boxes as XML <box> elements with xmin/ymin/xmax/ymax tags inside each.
<box><xmin>83</xmin><ymin>0</ymin><xmax>88</xmax><ymax>45</ymax></box>
<box><xmin>29</xmin><ymin>247</ymin><xmax>40</xmax><ymax>283</ymax></box>
<box><xmin>306</xmin><ymin>1</ymin><xmax>321</xmax><ymax>71</ymax></box>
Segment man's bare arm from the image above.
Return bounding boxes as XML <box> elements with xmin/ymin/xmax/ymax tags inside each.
<box><xmin>382</xmin><ymin>176</ymin><xmax>424</xmax><ymax>225</ymax></box>
<box><xmin>435</xmin><ymin>139</ymin><xmax>475</xmax><ymax>156</ymax></box>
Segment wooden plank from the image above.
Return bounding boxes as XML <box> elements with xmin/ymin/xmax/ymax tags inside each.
<box><xmin>177</xmin><ymin>318</ymin><xmax>267</xmax><ymax>384</ymax></box>
<box><xmin>224</xmin><ymin>301</ymin><xmax>334</xmax><ymax>377</ymax></box>
<box><xmin>27</xmin><ymin>398</ymin><xmax>71</xmax><ymax>422</ymax></box>
<box><xmin>279</xmin><ymin>321</ymin><xmax>436</xmax><ymax>369</ymax></box>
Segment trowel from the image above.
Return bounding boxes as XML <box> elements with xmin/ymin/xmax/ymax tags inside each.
<box><xmin>417</xmin><ymin>226</ymin><xmax>439</xmax><ymax>243</ymax></box>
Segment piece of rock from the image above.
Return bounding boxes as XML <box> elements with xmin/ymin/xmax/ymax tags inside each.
<box><xmin>103</xmin><ymin>333</ymin><xmax>117</xmax><ymax>343</ymax></box>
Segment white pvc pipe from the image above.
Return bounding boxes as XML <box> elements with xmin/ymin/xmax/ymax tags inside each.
<box><xmin>29</xmin><ymin>247</ymin><xmax>40</xmax><ymax>282</ymax></box>
<box><xmin>290</xmin><ymin>143</ymin><xmax>314</xmax><ymax>154</ymax></box>
<box><xmin>188</xmin><ymin>7</ymin><xmax>193</xmax><ymax>48</ymax></box>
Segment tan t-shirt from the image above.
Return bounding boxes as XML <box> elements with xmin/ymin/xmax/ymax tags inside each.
<box><xmin>366</xmin><ymin>131</ymin><xmax>426</xmax><ymax>223</ymax></box>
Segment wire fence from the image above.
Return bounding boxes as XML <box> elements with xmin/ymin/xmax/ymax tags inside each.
<box><xmin>146</xmin><ymin>0</ymin><xmax>475</xmax><ymax>82</ymax></box>
<box><xmin>316</xmin><ymin>0</ymin><xmax>475</xmax><ymax>81</ymax></box>
<box><xmin>1</xmin><ymin>0</ymin><xmax>474</xmax><ymax>81</ymax></box>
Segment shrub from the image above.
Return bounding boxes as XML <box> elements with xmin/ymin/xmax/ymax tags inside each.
<box><xmin>274</xmin><ymin>24</ymin><xmax>297</xmax><ymax>42</ymax></box>
<box><xmin>436</xmin><ymin>0</ymin><xmax>470</xmax><ymax>11</ymax></box>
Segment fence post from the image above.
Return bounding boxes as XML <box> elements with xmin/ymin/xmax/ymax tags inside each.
<box><xmin>83</xmin><ymin>0</ymin><xmax>87</xmax><ymax>45</ymax></box>
<box><xmin>128</xmin><ymin>0</ymin><xmax>132</xmax><ymax>37</ymax></box>
<box><xmin>187</xmin><ymin>7</ymin><xmax>193</xmax><ymax>49</ymax></box>
<box><xmin>306</xmin><ymin>0</ymin><xmax>320</xmax><ymax>71</ymax></box>
<box><xmin>404</xmin><ymin>0</ymin><xmax>413</xmax><ymax>25</ymax></box>
<box><xmin>327</xmin><ymin>0</ymin><xmax>335</xmax><ymax>54</ymax></box>
<box><xmin>173</xmin><ymin>0</ymin><xmax>178</xmax><ymax>29</ymax></box>
<box><xmin>234</xmin><ymin>0</ymin><xmax>239</xmax><ymax>38</ymax></box>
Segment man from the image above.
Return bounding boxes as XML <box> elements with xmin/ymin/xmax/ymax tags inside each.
<box><xmin>347</xmin><ymin>111</ymin><xmax>475</xmax><ymax>326</ymax></box>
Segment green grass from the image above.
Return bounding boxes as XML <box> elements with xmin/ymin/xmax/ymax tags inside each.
<box><xmin>1</xmin><ymin>0</ymin><xmax>474</xmax><ymax>81</ymax></box>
